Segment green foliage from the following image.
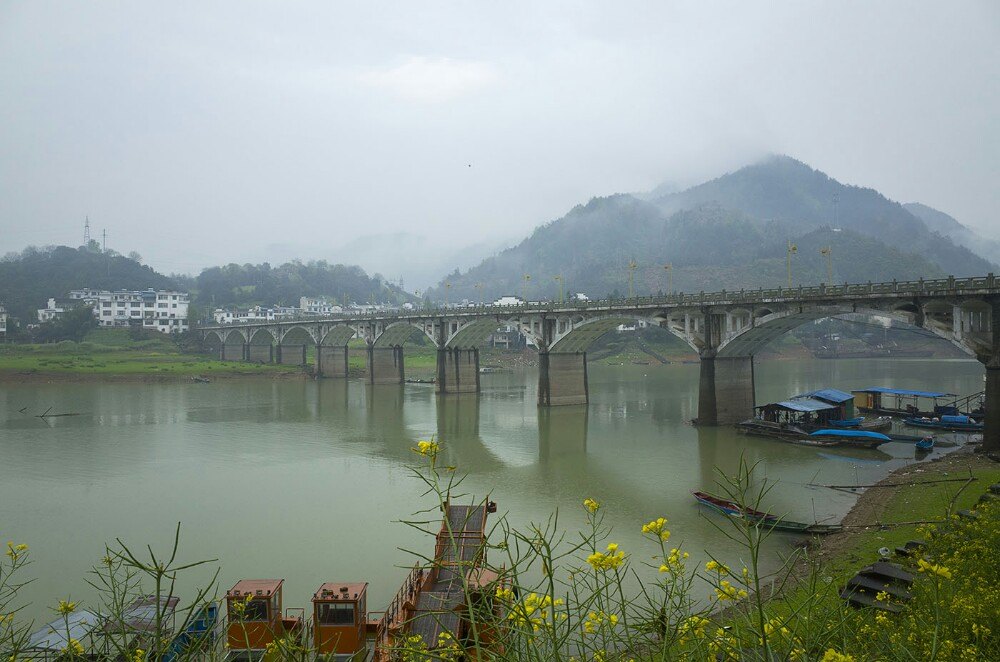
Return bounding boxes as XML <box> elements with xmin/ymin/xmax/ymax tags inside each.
<box><xmin>33</xmin><ymin>305</ymin><xmax>98</xmax><ymax>343</ymax></box>
<box><xmin>194</xmin><ymin>260</ymin><xmax>410</xmax><ymax>309</ymax></box>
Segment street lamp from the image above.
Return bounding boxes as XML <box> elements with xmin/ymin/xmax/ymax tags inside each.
<box><xmin>820</xmin><ymin>246</ymin><xmax>833</xmax><ymax>284</ymax></box>
<box><xmin>445</xmin><ymin>282</ymin><xmax>451</xmax><ymax>306</ymax></box>
<box><xmin>553</xmin><ymin>274</ymin><xmax>564</xmax><ymax>304</ymax></box>
<box><xmin>522</xmin><ymin>274</ymin><xmax>531</xmax><ymax>302</ymax></box>
<box><xmin>786</xmin><ymin>241</ymin><xmax>797</xmax><ymax>288</ymax></box>
<box><xmin>663</xmin><ymin>263</ymin><xmax>673</xmax><ymax>295</ymax></box>
<box><xmin>627</xmin><ymin>260</ymin><xmax>638</xmax><ymax>299</ymax></box>
<box><xmin>474</xmin><ymin>282</ymin><xmax>483</xmax><ymax>305</ymax></box>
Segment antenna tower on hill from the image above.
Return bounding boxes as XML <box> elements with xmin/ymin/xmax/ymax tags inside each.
<box><xmin>84</xmin><ymin>216</ymin><xmax>91</xmax><ymax>245</ymax></box>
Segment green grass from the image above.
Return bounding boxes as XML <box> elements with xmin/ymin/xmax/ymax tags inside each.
<box><xmin>0</xmin><ymin>341</ymin><xmax>303</xmax><ymax>377</ymax></box>
<box><xmin>772</xmin><ymin>455</ymin><xmax>1000</xmax><ymax>613</ymax></box>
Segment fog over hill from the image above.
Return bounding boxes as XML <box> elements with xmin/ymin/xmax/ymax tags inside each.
<box><xmin>426</xmin><ymin>156</ymin><xmax>995</xmax><ymax>302</ymax></box>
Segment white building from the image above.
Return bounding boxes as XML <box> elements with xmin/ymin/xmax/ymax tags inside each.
<box><xmin>299</xmin><ymin>297</ymin><xmax>342</xmax><ymax>315</ymax></box>
<box><xmin>0</xmin><ymin>303</ymin><xmax>7</xmax><ymax>337</ymax></box>
<box><xmin>40</xmin><ymin>289</ymin><xmax>190</xmax><ymax>334</ymax></box>
<box><xmin>213</xmin><ymin>305</ymin><xmax>300</xmax><ymax>324</ymax></box>
<box><xmin>492</xmin><ymin>296</ymin><xmax>524</xmax><ymax>307</ymax></box>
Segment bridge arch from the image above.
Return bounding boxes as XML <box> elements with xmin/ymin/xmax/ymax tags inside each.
<box><xmin>319</xmin><ymin>325</ymin><xmax>357</xmax><ymax>346</ymax></box>
<box><xmin>373</xmin><ymin>321</ymin><xmax>436</xmax><ymax>348</ymax></box>
<box><xmin>446</xmin><ymin>318</ymin><xmax>510</xmax><ymax>349</ymax></box>
<box><xmin>716</xmin><ymin>306</ymin><xmax>976</xmax><ymax>358</ymax></box>
<box><xmin>548</xmin><ymin>314</ymin><xmax>699</xmax><ymax>354</ymax></box>
<box><xmin>247</xmin><ymin>327</ymin><xmax>277</xmax><ymax>345</ymax></box>
<box><xmin>277</xmin><ymin>325</ymin><xmax>318</xmax><ymax>345</ymax></box>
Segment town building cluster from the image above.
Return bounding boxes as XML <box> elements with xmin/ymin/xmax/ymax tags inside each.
<box><xmin>37</xmin><ymin>288</ymin><xmax>190</xmax><ymax>334</ymax></box>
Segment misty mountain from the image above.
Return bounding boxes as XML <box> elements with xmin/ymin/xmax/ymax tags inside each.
<box><xmin>426</xmin><ymin>156</ymin><xmax>985</xmax><ymax>302</ymax></box>
<box><xmin>903</xmin><ymin>202</ymin><xmax>1000</xmax><ymax>266</ymax></box>
<box><xmin>0</xmin><ymin>245</ymin><xmax>178</xmax><ymax>323</ymax></box>
<box><xmin>653</xmin><ymin>155</ymin><xmax>993</xmax><ymax>277</ymax></box>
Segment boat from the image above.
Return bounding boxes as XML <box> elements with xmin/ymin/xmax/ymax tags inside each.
<box><xmin>915</xmin><ymin>437</ymin><xmax>935</xmax><ymax>451</ymax></box>
<box><xmin>805</xmin><ymin>428</ymin><xmax>892</xmax><ymax>449</ymax></box>
<box><xmin>851</xmin><ymin>387</ymin><xmax>958</xmax><ymax>418</ymax></box>
<box><xmin>827</xmin><ymin>417</ymin><xmax>893</xmax><ymax>432</ymax></box>
<box><xmin>735</xmin><ymin>418</ymin><xmax>811</xmax><ymax>441</ymax></box>
<box><xmin>903</xmin><ymin>415</ymin><xmax>983</xmax><ymax>432</ymax></box>
<box><xmin>692</xmin><ymin>492</ymin><xmax>841</xmax><ymax>534</ymax></box>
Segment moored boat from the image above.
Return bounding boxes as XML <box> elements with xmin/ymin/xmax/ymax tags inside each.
<box><xmin>805</xmin><ymin>428</ymin><xmax>892</xmax><ymax>449</ymax></box>
<box><xmin>904</xmin><ymin>415</ymin><xmax>983</xmax><ymax>432</ymax></box>
<box><xmin>915</xmin><ymin>437</ymin><xmax>935</xmax><ymax>451</ymax></box>
<box><xmin>692</xmin><ymin>491</ymin><xmax>841</xmax><ymax>534</ymax></box>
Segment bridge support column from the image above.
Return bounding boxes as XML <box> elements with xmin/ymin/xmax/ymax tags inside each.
<box><xmin>277</xmin><ymin>344</ymin><xmax>307</xmax><ymax>365</ymax></box>
<box><xmin>316</xmin><ymin>345</ymin><xmax>348</xmax><ymax>378</ymax></box>
<box><xmin>697</xmin><ymin>353</ymin><xmax>755</xmax><ymax>425</ymax></box>
<box><xmin>538</xmin><ymin>351</ymin><xmax>588</xmax><ymax>406</ymax></box>
<box><xmin>368</xmin><ymin>346</ymin><xmax>404</xmax><ymax>384</ymax></box>
<box><xmin>984</xmin><ymin>357</ymin><xmax>1000</xmax><ymax>454</ymax></box>
<box><xmin>247</xmin><ymin>344</ymin><xmax>273</xmax><ymax>363</ymax></box>
<box><xmin>220</xmin><ymin>344</ymin><xmax>246</xmax><ymax>361</ymax></box>
<box><xmin>436</xmin><ymin>347</ymin><xmax>480</xmax><ymax>394</ymax></box>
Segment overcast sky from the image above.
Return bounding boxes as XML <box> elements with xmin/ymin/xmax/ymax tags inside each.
<box><xmin>1</xmin><ymin>1</ymin><xmax>997</xmax><ymax>285</ymax></box>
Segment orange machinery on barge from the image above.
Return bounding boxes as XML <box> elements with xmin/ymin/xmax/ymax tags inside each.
<box><xmin>224</xmin><ymin>498</ymin><xmax>497</xmax><ymax>661</ymax></box>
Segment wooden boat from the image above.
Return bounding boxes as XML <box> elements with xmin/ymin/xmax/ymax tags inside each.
<box><xmin>904</xmin><ymin>415</ymin><xmax>983</xmax><ymax>432</ymax></box>
<box><xmin>735</xmin><ymin>419</ymin><xmax>810</xmax><ymax>441</ymax></box>
<box><xmin>805</xmin><ymin>429</ymin><xmax>892</xmax><ymax>449</ymax></box>
<box><xmin>692</xmin><ymin>492</ymin><xmax>841</xmax><ymax>534</ymax></box>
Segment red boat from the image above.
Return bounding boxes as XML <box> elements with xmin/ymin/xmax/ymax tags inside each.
<box><xmin>692</xmin><ymin>491</ymin><xmax>778</xmax><ymax>522</ymax></box>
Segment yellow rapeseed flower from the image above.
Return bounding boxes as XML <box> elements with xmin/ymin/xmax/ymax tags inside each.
<box><xmin>586</xmin><ymin>543</ymin><xmax>626</xmax><ymax>571</ymax></box>
<box><xmin>641</xmin><ymin>517</ymin><xmax>670</xmax><ymax>540</ymax></box>
<box><xmin>713</xmin><ymin>580</ymin><xmax>747</xmax><ymax>602</ymax></box>
<box><xmin>705</xmin><ymin>560</ymin><xmax>730</xmax><ymax>575</ymax></box>
<box><xmin>820</xmin><ymin>650</ymin><xmax>855</xmax><ymax>662</ymax></box>
<box><xmin>57</xmin><ymin>600</ymin><xmax>77</xmax><ymax>616</ymax></box>
<box><xmin>413</xmin><ymin>439</ymin><xmax>440</xmax><ymax>459</ymax></box>
<box><xmin>61</xmin><ymin>639</ymin><xmax>84</xmax><ymax>656</ymax></box>
<box><xmin>916</xmin><ymin>558</ymin><xmax>952</xmax><ymax>580</ymax></box>
<box><xmin>583</xmin><ymin>498</ymin><xmax>600</xmax><ymax>513</ymax></box>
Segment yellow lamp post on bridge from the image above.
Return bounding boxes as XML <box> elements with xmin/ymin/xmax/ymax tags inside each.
<box><xmin>522</xmin><ymin>274</ymin><xmax>531</xmax><ymax>302</ymax></box>
<box><xmin>553</xmin><ymin>274</ymin><xmax>564</xmax><ymax>304</ymax></box>
<box><xmin>474</xmin><ymin>282</ymin><xmax>483</xmax><ymax>305</ymax></box>
<box><xmin>663</xmin><ymin>263</ymin><xmax>673</xmax><ymax>295</ymax></box>
<box><xmin>445</xmin><ymin>282</ymin><xmax>451</xmax><ymax>306</ymax></box>
<box><xmin>627</xmin><ymin>260</ymin><xmax>638</xmax><ymax>299</ymax></box>
<box><xmin>820</xmin><ymin>246</ymin><xmax>833</xmax><ymax>284</ymax></box>
<box><xmin>786</xmin><ymin>241</ymin><xmax>797</xmax><ymax>288</ymax></box>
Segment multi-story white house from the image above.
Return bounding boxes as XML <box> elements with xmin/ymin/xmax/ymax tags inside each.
<box><xmin>0</xmin><ymin>303</ymin><xmax>7</xmax><ymax>338</ymax></box>
<box><xmin>300</xmin><ymin>297</ymin><xmax>343</xmax><ymax>315</ymax></box>
<box><xmin>213</xmin><ymin>305</ymin><xmax>300</xmax><ymax>325</ymax></box>
<box><xmin>39</xmin><ymin>289</ymin><xmax>190</xmax><ymax>334</ymax></box>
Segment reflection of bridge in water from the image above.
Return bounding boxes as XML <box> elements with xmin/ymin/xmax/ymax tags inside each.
<box><xmin>203</xmin><ymin>276</ymin><xmax>1000</xmax><ymax>452</ymax></box>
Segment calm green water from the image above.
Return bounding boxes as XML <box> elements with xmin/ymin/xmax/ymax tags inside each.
<box><xmin>0</xmin><ymin>359</ymin><xmax>984</xmax><ymax>623</ymax></box>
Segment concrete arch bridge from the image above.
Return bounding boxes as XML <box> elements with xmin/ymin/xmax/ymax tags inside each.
<box><xmin>201</xmin><ymin>275</ymin><xmax>1000</xmax><ymax>450</ymax></box>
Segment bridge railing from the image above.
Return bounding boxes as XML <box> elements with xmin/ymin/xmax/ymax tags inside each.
<box><xmin>198</xmin><ymin>274</ymin><xmax>996</xmax><ymax>329</ymax></box>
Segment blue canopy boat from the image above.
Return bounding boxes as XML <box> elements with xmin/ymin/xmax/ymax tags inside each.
<box><xmin>904</xmin><ymin>414</ymin><xmax>983</xmax><ymax>432</ymax></box>
<box><xmin>915</xmin><ymin>437</ymin><xmax>935</xmax><ymax>451</ymax></box>
<box><xmin>852</xmin><ymin>387</ymin><xmax>957</xmax><ymax>418</ymax></box>
<box><xmin>806</xmin><ymin>428</ymin><xmax>892</xmax><ymax>449</ymax></box>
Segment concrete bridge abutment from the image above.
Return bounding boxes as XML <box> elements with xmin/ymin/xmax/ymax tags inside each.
<box><xmin>538</xmin><ymin>351</ymin><xmax>589</xmax><ymax>406</ymax></box>
<box><xmin>276</xmin><ymin>344</ymin><xmax>307</xmax><ymax>365</ymax></box>
<box><xmin>368</xmin><ymin>345</ymin><xmax>405</xmax><ymax>384</ymax></box>
<box><xmin>246</xmin><ymin>344</ymin><xmax>274</xmax><ymax>363</ymax></box>
<box><xmin>316</xmin><ymin>345</ymin><xmax>349</xmax><ymax>378</ymax></box>
<box><xmin>436</xmin><ymin>347</ymin><xmax>480</xmax><ymax>394</ymax></box>
<box><xmin>696</xmin><ymin>353</ymin><xmax>755</xmax><ymax>426</ymax></box>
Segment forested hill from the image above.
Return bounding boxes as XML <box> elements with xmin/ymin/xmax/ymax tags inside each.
<box><xmin>0</xmin><ymin>247</ymin><xmax>411</xmax><ymax>326</ymax></box>
<box><xmin>426</xmin><ymin>156</ymin><xmax>993</xmax><ymax>302</ymax></box>
<box><xmin>903</xmin><ymin>202</ymin><xmax>1000</xmax><ymax>266</ymax></box>
<box><xmin>192</xmin><ymin>261</ymin><xmax>412</xmax><ymax>309</ymax></box>
<box><xmin>0</xmin><ymin>246</ymin><xmax>177</xmax><ymax>323</ymax></box>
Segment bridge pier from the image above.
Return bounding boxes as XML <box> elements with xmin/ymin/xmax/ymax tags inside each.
<box><xmin>368</xmin><ymin>345</ymin><xmax>404</xmax><ymax>384</ymax></box>
<box><xmin>436</xmin><ymin>347</ymin><xmax>480</xmax><ymax>394</ymax></box>
<box><xmin>538</xmin><ymin>351</ymin><xmax>588</xmax><ymax>406</ymax></box>
<box><xmin>696</xmin><ymin>353</ymin><xmax>755</xmax><ymax>425</ymax></box>
<box><xmin>277</xmin><ymin>344</ymin><xmax>307</xmax><ymax>365</ymax></box>
<box><xmin>220</xmin><ymin>343</ymin><xmax>245</xmax><ymax>361</ymax></box>
<box><xmin>316</xmin><ymin>345</ymin><xmax>349</xmax><ymax>378</ymax></box>
<box><xmin>246</xmin><ymin>344</ymin><xmax>273</xmax><ymax>363</ymax></box>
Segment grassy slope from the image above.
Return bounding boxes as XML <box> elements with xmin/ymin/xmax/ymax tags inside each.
<box><xmin>0</xmin><ymin>329</ymin><xmax>303</xmax><ymax>377</ymax></box>
<box><xmin>774</xmin><ymin>452</ymin><xmax>1000</xmax><ymax>612</ymax></box>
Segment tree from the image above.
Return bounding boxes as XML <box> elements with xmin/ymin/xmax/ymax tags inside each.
<box><xmin>34</xmin><ymin>305</ymin><xmax>98</xmax><ymax>343</ymax></box>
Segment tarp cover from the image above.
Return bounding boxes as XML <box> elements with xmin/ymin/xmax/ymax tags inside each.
<box><xmin>771</xmin><ymin>398</ymin><xmax>837</xmax><ymax>413</ymax></box>
<box><xmin>851</xmin><ymin>387</ymin><xmax>956</xmax><ymax>398</ymax></box>
<box><xmin>810</xmin><ymin>429</ymin><xmax>892</xmax><ymax>441</ymax></box>
<box><xmin>796</xmin><ymin>388</ymin><xmax>854</xmax><ymax>403</ymax></box>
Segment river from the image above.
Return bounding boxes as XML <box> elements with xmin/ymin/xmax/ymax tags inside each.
<box><xmin>0</xmin><ymin>358</ymin><xmax>984</xmax><ymax>624</ymax></box>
